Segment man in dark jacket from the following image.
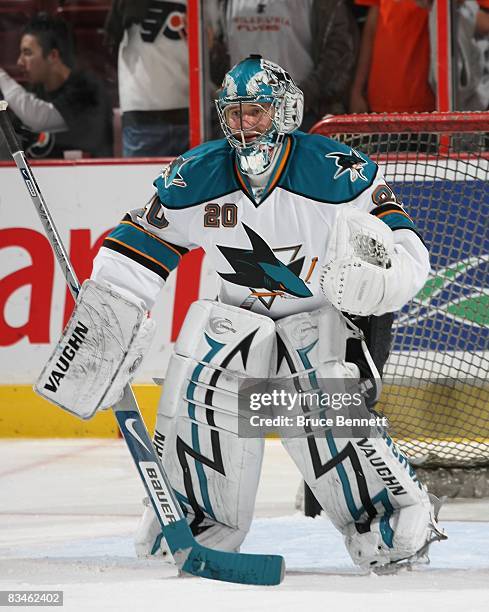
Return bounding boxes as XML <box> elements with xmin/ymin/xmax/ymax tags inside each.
<box><xmin>0</xmin><ymin>13</ymin><xmax>113</xmax><ymax>159</ymax></box>
<box><xmin>209</xmin><ymin>0</ymin><xmax>359</xmax><ymax>130</ymax></box>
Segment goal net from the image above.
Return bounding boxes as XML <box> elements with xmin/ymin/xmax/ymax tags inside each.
<box><xmin>311</xmin><ymin>112</ymin><xmax>489</xmax><ymax>497</ymax></box>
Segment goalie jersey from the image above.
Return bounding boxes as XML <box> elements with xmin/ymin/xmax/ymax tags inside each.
<box><xmin>92</xmin><ymin>131</ymin><xmax>429</xmax><ymax>318</ymax></box>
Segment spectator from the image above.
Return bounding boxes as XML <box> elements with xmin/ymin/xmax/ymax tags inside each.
<box><xmin>0</xmin><ymin>13</ymin><xmax>113</xmax><ymax>159</ymax></box>
<box><xmin>429</xmin><ymin>0</ymin><xmax>489</xmax><ymax>111</ymax></box>
<box><xmin>349</xmin><ymin>0</ymin><xmax>436</xmax><ymax>114</ymax></box>
<box><xmin>209</xmin><ymin>0</ymin><xmax>359</xmax><ymax>131</ymax></box>
<box><xmin>105</xmin><ymin>1</ymin><xmax>189</xmax><ymax>157</ymax></box>
<box><xmin>350</xmin><ymin>0</ymin><xmax>489</xmax><ymax>115</ymax></box>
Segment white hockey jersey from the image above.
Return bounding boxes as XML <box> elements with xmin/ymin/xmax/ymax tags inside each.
<box><xmin>91</xmin><ymin>131</ymin><xmax>430</xmax><ymax>319</ymax></box>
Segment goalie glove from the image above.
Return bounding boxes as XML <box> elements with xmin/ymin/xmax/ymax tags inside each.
<box><xmin>319</xmin><ymin>207</ymin><xmax>425</xmax><ymax>317</ymax></box>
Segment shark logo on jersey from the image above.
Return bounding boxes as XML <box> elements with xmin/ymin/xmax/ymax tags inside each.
<box><xmin>217</xmin><ymin>224</ymin><xmax>313</xmax><ymax>310</ymax></box>
<box><xmin>162</xmin><ymin>156</ymin><xmax>194</xmax><ymax>188</ymax></box>
<box><xmin>326</xmin><ymin>149</ymin><xmax>368</xmax><ymax>182</ymax></box>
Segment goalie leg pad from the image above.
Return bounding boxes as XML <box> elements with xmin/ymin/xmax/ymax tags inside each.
<box><xmin>274</xmin><ymin>305</ymin><xmax>440</xmax><ymax>569</ymax></box>
<box><xmin>135</xmin><ymin>498</ymin><xmax>174</xmax><ymax>560</ymax></box>
<box><xmin>343</xmin><ymin>491</ymin><xmax>446</xmax><ymax>570</ymax></box>
<box><xmin>138</xmin><ymin>300</ymin><xmax>275</xmax><ymax>555</ymax></box>
<box><xmin>35</xmin><ymin>279</ymin><xmax>155</xmax><ymax>419</ymax></box>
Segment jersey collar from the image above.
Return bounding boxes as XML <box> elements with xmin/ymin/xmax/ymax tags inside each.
<box><xmin>233</xmin><ymin>136</ymin><xmax>293</xmax><ymax>206</ymax></box>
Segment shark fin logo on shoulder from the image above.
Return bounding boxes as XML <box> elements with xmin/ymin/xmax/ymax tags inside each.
<box><xmin>326</xmin><ymin>148</ymin><xmax>368</xmax><ymax>182</ymax></box>
<box><xmin>162</xmin><ymin>156</ymin><xmax>194</xmax><ymax>188</ymax></box>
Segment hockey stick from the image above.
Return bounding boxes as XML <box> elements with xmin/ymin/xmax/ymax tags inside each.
<box><xmin>0</xmin><ymin>102</ymin><xmax>285</xmax><ymax>586</ymax></box>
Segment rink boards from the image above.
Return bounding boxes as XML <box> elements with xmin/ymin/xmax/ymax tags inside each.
<box><xmin>0</xmin><ymin>159</ymin><xmax>487</xmax><ymax>436</ymax></box>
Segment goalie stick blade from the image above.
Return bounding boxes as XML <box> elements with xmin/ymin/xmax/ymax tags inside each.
<box><xmin>165</xmin><ymin>521</ymin><xmax>285</xmax><ymax>585</ymax></box>
<box><xmin>183</xmin><ymin>544</ymin><xmax>285</xmax><ymax>586</ymax></box>
<box><xmin>116</xmin><ymin>406</ymin><xmax>286</xmax><ymax>585</ymax></box>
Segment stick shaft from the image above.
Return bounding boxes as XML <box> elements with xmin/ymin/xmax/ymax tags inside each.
<box><xmin>0</xmin><ymin>103</ymin><xmax>185</xmax><ymax>527</ymax></box>
<box><xmin>0</xmin><ymin>104</ymin><xmax>285</xmax><ymax>584</ymax></box>
<box><xmin>0</xmin><ymin>100</ymin><xmax>21</xmax><ymax>152</ymax></box>
<box><xmin>0</xmin><ymin>103</ymin><xmax>79</xmax><ymax>294</ymax></box>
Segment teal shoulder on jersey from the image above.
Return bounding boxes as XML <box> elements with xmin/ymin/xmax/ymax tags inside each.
<box><xmin>153</xmin><ymin>132</ymin><xmax>378</xmax><ymax>208</ymax></box>
<box><xmin>153</xmin><ymin>139</ymin><xmax>238</xmax><ymax>209</ymax></box>
<box><xmin>278</xmin><ymin>131</ymin><xmax>378</xmax><ymax>203</ymax></box>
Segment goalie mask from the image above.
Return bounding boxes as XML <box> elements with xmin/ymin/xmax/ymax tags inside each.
<box><xmin>215</xmin><ymin>55</ymin><xmax>304</xmax><ymax>175</ymax></box>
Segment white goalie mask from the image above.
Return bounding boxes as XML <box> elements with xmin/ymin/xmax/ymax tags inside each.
<box><xmin>215</xmin><ymin>55</ymin><xmax>304</xmax><ymax>175</ymax></box>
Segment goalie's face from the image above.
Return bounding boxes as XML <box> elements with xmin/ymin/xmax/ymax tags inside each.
<box><xmin>223</xmin><ymin>103</ymin><xmax>274</xmax><ymax>146</ymax></box>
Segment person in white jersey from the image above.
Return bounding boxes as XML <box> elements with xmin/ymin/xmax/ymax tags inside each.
<box><xmin>209</xmin><ymin>0</ymin><xmax>359</xmax><ymax>129</ymax></box>
<box><xmin>105</xmin><ymin>0</ymin><xmax>189</xmax><ymax>156</ymax></box>
<box><xmin>39</xmin><ymin>56</ymin><xmax>447</xmax><ymax>572</ymax></box>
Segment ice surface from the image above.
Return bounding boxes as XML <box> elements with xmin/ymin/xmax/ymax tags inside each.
<box><xmin>1</xmin><ymin>439</ymin><xmax>488</xmax><ymax>611</ymax></box>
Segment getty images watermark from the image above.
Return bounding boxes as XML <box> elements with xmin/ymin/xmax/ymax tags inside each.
<box><xmin>238</xmin><ymin>377</ymin><xmax>388</xmax><ymax>438</ymax></box>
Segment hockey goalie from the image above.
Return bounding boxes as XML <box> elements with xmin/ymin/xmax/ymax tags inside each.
<box><xmin>36</xmin><ymin>56</ymin><xmax>446</xmax><ymax>572</ymax></box>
